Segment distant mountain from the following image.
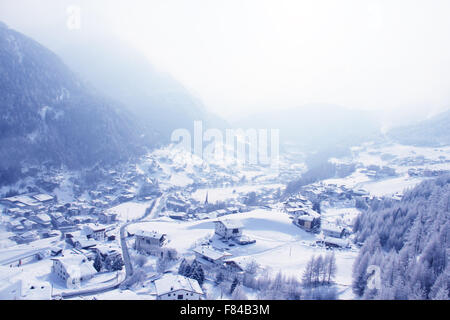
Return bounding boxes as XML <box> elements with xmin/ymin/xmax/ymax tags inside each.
<box><xmin>0</xmin><ymin>23</ymin><xmax>145</xmax><ymax>180</ymax></box>
<box><xmin>234</xmin><ymin>104</ymin><xmax>380</xmax><ymax>152</ymax></box>
<box><xmin>50</xmin><ymin>32</ymin><xmax>227</xmax><ymax>143</ymax></box>
<box><xmin>388</xmin><ymin>108</ymin><xmax>450</xmax><ymax>147</ymax></box>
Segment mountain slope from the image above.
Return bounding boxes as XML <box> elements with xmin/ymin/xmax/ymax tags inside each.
<box><xmin>0</xmin><ymin>23</ymin><xmax>144</xmax><ymax>180</ymax></box>
<box><xmin>388</xmin><ymin>108</ymin><xmax>450</xmax><ymax>147</ymax></box>
<box><xmin>50</xmin><ymin>32</ymin><xmax>227</xmax><ymax>142</ymax></box>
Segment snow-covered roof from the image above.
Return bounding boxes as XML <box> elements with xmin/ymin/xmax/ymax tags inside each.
<box><xmin>135</xmin><ymin>229</ymin><xmax>165</xmax><ymax>240</ymax></box>
<box><xmin>36</xmin><ymin>213</ymin><xmax>51</xmax><ymax>223</ymax></box>
<box><xmin>32</xmin><ymin>194</ymin><xmax>54</xmax><ymax>202</ymax></box>
<box><xmin>52</xmin><ymin>255</ymin><xmax>97</xmax><ymax>278</ymax></box>
<box><xmin>297</xmin><ymin>215</ymin><xmax>316</xmax><ymax>222</ymax></box>
<box><xmin>93</xmin><ymin>244</ymin><xmax>120</xmax><ymax>256</ymax></box>
<box><xmin>74</xmin><ymin>238</ymin><xmax>97</xmax><ymax>248</ymax></box>
<box><xmin>215</xmin><ymin>219</ymin><xmax>243</xmax><ymax>229</ymax></box>
<box><xmin>154</xmin><ymin>274</ymin><xmax>203</xmax><ymax>296</ymax></box>
<box><xmin>3</xmin><ymin>195</ymin><xmax>40</xmax><ymax>206</ymax></box>
<box><xmin>192</xmin><ymin>246</ymin><xmax>231</xmax><ymax>261</ymax></box>
<box><xmin>84</xmin><ymin>223</ymin><xmax>106</xmax><ymax>232</ymax></box>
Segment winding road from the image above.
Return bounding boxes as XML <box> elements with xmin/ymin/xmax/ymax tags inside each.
<box><xmin>57</xmin><ymin>197</ymin><xmax>162</xmax><ymax>299</ymax></box>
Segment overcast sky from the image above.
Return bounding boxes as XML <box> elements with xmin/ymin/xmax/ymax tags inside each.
<box><xmin>1</xmin><ymin>0</ymin><xmax>450</xmax><ymax>122</ymax></box>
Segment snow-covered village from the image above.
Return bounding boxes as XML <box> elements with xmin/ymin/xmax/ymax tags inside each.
<box><xmin>0</xmin><ymin>1</ymin><xmax>449</xmax><ymax>304</ymax></box>
<box><xmin>1</xmin><ymin>140</ymin><xmax>449</xmax><ymax>300</ymax></box>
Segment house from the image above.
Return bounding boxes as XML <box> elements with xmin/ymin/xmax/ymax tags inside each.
<box><xmin>135</xmin><ymin>230</ymin><xmax>166</xmax><ymax>255</ymax></box>
<box><xmin>192</xmin><ymin>246</ymin><xmax>232</xmax><ymax>266</ymax></box>
<box><xmin>99</xmin><ymin>212</ymin><xmax>117</xmax><ymax>224</ymax></box>
<box><xmin>93</xmin><ymin>244</ymin><xmax>122</xmax><ymax>261</ymax></box>
<box><xmin>83</xmin><ymin>224</ymin><xmax>107</xmax><ymax>241</ymax></box>
<box><xmin>51</xmin><ymin>254</ymin><xmax>97</xmax><ymax>288</ymax></box>
<box><xmin>166</xmin><ymin>199</ymin><xmax>189</xmax><ymax>212</ymax></box>
<box><xmin>322</xmin><ymin>225</ymin><xmax>349</xmax><ymax>239</ymax></box>
<box><xmin>214</xmin><ymin>219</ymin><xmax>243</xmax><ymax>239</ymax></box>
<box><xmin>32</xmin><ymin>213</ymin><xmax>52</xmax><ymax>228</ymax></box>
<box><xmin>17</xmin><ymin>231</ymin><xmax>39</xmax><ymax>243</ymax></box>
<box><xmin>154</xmin><ymin>274</ymin><xmax>203</xmax><ymax>300</ymax></box>
<box><xmin>92</xmin><ymin>244</ymin><xmax>123</xmax><ymax>270</ymax></box>
<box><xmin>73</xmin><ymin>238</ymin><xmax>97</xmax><ymax>250</ymax></box>
<box><xmin>294</xmin><ymin>212</ymin><xmax>321</xmax><ymax>233</ymax></box>
<box><xmin>7</xmin><ymin>219</ymin><xmax>25</xmax><ymax>232</ymax></box>
<box><xmin>222</xmin><ymin>260</ymin><xmax>246</xmax><ymax>281</ymax></box>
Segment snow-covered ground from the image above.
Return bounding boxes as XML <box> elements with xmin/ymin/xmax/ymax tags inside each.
<box><xmin>107</xmin><ymin>201</ymin><xmax>153</xmax><ymax>222</ymax></box>
<box><xmin>128</xmin><ymin>209</ymin><xmax>357</xmax><ymax>299</ymax></box>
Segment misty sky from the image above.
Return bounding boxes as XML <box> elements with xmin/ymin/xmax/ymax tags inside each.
<box><xmin>1</xmin><ymin>0</ymin><xmax>450</xmax><ymax>123</ymax></box>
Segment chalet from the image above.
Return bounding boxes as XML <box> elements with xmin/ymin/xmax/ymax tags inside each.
<box><xmin>222</xmin><ymin>260</ymin><xmax>246</xmax><ymax>280</ymax></box>
<box><xmin>223</xmin><ymin>260</ymin><xmax>244</xmax><ymax>273</ymax></box>
<box><xmin>192</xmin><ymin>246</ymin><xmax>232</xmax><ymax>266</ymax></box>
<box><xmin>294</xmin><ymin>210</ymin><xmax>321</xmax><ymax>233</ymax></box>
<box><xmin>135</xmin><ymin>230</ymin><xmax>166</xmax><ymax>255</ymax></box>
<box><xmin>99</xmin><ymin>212</ymin><xmax>117</xmax><ymax>224</ymax></box>
<box><xmin>154</xmin><ymin>274</ymin><xmax>203</xmax><ymax>300</ymax></box>
<box><xmin>32</xmin><ymin>213</ymin><xmax>52</xmax><ymax>228</ymax></box>
<box><xmin>93</xmin><ymin>244</ymin><xmax>121</xmax><ymax>261</ymax></box>
<box><xmin>7</xmin><ymin>219</ymin><xmax>25</xmax><ymax>232</ymax></box>
<box><xmin>214</xmin><ymin>219</ymin><xmax>243</xmax><ymax>239</ymax></box>
<box><xmin>322</xmin><ymin>225</ymin><xmax>349</xmax><ymax>239</ymax></box>
<box><xmin>22</xmin><ymin>220</ymin><xmax>36</xmax><ymax>231</ymax></box>
<box><xmin>17</xmin><ymin>231</ymin><xmax>39</xmax><ymax>243</ymax></box>
<box><xmin>166</xmin><ymin>199</ymin><xmax>189</xmax><ymax>212</ymax></box>
<box><xmin>83</xmin><ymin>224</ymin><xmax>107</xmax><ymax>241</ymax></box>
<box><xmin>73</xmin><ymin>238</ymin><xmax>97</xmax><ymax>250</ymax></box>
<box><xmin>51</xmin><ymin>255</ymin><xmax>97</xmax><ymax>288</ymax></box>
<box><xmin>6</xmin><ymin>208</ymin><xmax>27</xmax><ymax>217</ymax></box>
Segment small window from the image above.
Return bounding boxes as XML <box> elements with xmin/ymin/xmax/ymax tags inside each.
<box><xmin>177</xmin><ymin>294</ymin><xmax>183</xmax><ymax>300</ymax></box>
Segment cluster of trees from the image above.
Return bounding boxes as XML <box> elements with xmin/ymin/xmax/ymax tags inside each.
<box><xmin>302</xmin><ymin>253</ymin><xmax>337</xmax><ymax>288</ymax></box>
<box><xmin>179</xmin><ymin>258</ymin><xmax>205</xmax><ymax>285</ymax></box>
<box><xmin>93</xmin><ymin>252</ymin><xmax>124</xmax><ymax>272</ymax></box>
<box><xmin>156</xmin><ymin>248</ymin><xmax>178</xmax><ymax>273</ymax></box>
<box><xmin>210</xmin><ymin>258</ymin><xmax>339</xmax><ymax>300</ymax></box>
<box><xmin>352</xmin><ymin>174</ymin><xmax>450</xmax><ymax>299</ymax></box>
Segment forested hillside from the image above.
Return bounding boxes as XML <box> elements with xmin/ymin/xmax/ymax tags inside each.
<box><xmin>352</xmin><ymin>174</ymin><xmax>449</xmax><ymax>299</ymax></box>
<box><xmin>0</xmin><ymin>22</ymin><xmax>145</xmax><ymax>185</ymax></box>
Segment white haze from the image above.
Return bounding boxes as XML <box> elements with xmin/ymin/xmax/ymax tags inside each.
<box><xmin>1</xmin><ymin>0</ymin><xmax>450</xmax><ymax>124</ymax></box>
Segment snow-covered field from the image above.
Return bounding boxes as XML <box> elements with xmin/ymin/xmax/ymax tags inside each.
<box><xmin>107</xmin><ymin>201</ymin><xmax>153</xmax><ymax>222</ymax></box>
<box><xmin>128</xmin><ymin>209</ymin><xmax>357</xmax><ymax>299</ymax></box>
